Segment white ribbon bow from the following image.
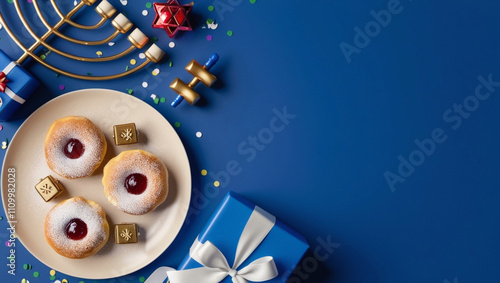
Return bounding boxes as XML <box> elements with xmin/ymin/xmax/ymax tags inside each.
<box><xmin>146</xmin><ymin>206</ymin><xmax>279</xmax><ymax>283</ymax></box>
<box><xmin>1</xmin><ymin>61</ymin><xmax>26</xmax><ymax>104</ymax></box>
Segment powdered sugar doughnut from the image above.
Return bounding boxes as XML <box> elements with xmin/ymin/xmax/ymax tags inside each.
<box><xmin>44</xmin><ymin>116</ymin><xmax>107</xmax><ymax>179</ymax></box>
<box><xmin>102</xmin><ymin>150</ymin><xmax>168</xmax><ymax>215</ymax></box>
<box><xmin>44</xmin><ymin>197</ymin><xmax>109</xmax><ymax>259</ymax></box>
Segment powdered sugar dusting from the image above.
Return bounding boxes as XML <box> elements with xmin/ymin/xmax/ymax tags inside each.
<box><xmin>45</xmin><ymin>197</ymin><xmax>108</xmax><ymax>258</ymax></box>
<box><xmin>103</xmin><ymin>150</ymin><xmax>168</xmax><ymax>215</ymax></box>
<box><xmin>45</xmin><ymin>117</ymin><xmax>106</xmax><ymax>179</ymax></box>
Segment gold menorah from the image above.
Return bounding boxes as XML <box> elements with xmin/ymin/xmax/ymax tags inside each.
<box><xmin>0</xmin><ymin>0</ymin><xmax>165</xmax><ymax>80</ymax></box>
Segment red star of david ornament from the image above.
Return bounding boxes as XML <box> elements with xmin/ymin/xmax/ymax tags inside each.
<box><xmin>152</xmin><ymin>0</ymin><xmax>193</xmax><ymax>38</ymax></box>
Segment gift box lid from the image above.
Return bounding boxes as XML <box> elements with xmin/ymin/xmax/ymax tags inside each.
<box><xmin>178</xmin><ymin>191</ymin><xmax>309</xmax><ymax>282</ymax></box>
<box><xmin>0</xmin><ymin>49</ymin><xmax>39</xmax><ymax>101</ymax></box>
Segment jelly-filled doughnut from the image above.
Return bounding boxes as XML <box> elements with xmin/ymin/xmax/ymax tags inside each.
<box><xmin>102</xmin><ymin>150</ymin><xmax>168</xmax><ymax>215</ymax></box>
<box><xmin>44</xmin><ymin>197</ymin><xmax>109</xmax><ymax>259</ymax></box>
<box><xmin>44</xmin><ymin>116</ymin><xmax>107</xmax><ymax>179</ymax></box>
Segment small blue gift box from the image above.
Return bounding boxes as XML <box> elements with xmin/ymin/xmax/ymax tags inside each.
<box><xmin>169</xmin><ymin>191</ymin><xmax>309</xmax><ymax>283</ymax></box>
<box><xmin>0</xmin><ymin>49</ymin><xmax>39</xmax><ymax>121</ymax></box>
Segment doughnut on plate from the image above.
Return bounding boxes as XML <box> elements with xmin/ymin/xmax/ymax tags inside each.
<box><xmin>0</xmin><ymin>89</ymin><xmax>191</xmax><ymax>279</ymax></box>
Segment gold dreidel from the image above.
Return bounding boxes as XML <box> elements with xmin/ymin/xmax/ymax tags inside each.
<box><xmin>170</xmin><ymin>53</ymin><xmax>219</xmax><ymax>107</ymax></box>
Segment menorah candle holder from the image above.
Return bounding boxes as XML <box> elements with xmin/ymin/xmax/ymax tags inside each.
<box><xmin>0</xmin><ymin>0</ymin><xmax>166</xmax><ymax>120</ymax></box>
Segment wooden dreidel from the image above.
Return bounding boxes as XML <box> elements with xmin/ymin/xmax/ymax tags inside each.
<box><xmin>170</xmin><ymin>53</ymin><xmax>219</xmax><ymax>107</ymax></box>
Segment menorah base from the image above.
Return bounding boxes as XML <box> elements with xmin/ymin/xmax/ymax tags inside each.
<box><xmin>0</xmin><ymin>50</ymin><xmax>40</xmax><ymax>121</ymax></box>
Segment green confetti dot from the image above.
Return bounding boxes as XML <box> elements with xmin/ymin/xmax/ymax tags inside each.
<box><xmin>86</xmin><ymin>72</ymin><xmax>92</xmax><ymax>76</ymax></box>
<box><xmin>208</xmin><ymin>5</ymin><xmax>214</xmax><ymax>11</ymax></box>
<box><xmin>150</xmin><ymin>36</ymin><xmax>158</xmax><ymax>43</ymax></box>
<box><xmin>125</xmin><ymin>65</ymin><xmax>130</xmax><ymax>71</ymax></box>
<box><xmin>0</xmin><ymin>216</ymin><xmax>3</xmax><ymax>220</ymax></box>
<box><xmin>227</xmin><ymin>30</ymin><xmax>234</xmax><ymax>36</ymax></box>
<box><xmin>127</xmin><ymin>89</ymin><xmax>133</xmax><ymax>94</ymax></box>
<box><xmin>50</xmin><ymin>275</ymin><xmax>56</xmax><ymax>280</ymax></box>
<box><xmin>23</xmin><ymin>264</ymin><xmax>28</xmax><ymax>270</ymax></box>
<box><xmin>168</xmin><ymin>60</ymin><xmax>173</xmax><ymax>67</ymax></box>
<box><xmin>146</xmin><ymin>2</ymin><xmax>152</xmax><ymax>8</ymax></box>
<box><xmin>40</xmin><ymin>54</ymin><xmax>46</xmax><ymax>60</ymax></box>
<box><xmin>7</xmin><ymin>0</ymin><xmax>13</xmax><ymax>3</ymax></box>
<box><xmin>250</xmin><ymin>0</ymin><xmax>256</xmax><ymax>3</ymax></box>
<box><xmin>79</xmin><ymin>281</ymin><xmax>85</xmax><ymax>283</ymax></box>
<box><xmin>154</xmin><ymin>98</ymin><xmax>159</xmax><ymax>104</ymax></box>
<box><xmin>33</xmin><ymin>271</ymin><xmax>39</xmax><ymax>278</ymax></box>
<box><xmin>55</xmin><ymin>73</ymin><xmax>60</xmax><ymax>77</ymax></box>
<box><xmin>160</xmin><ymin>97</ymin><xmax>166</xmax><ymax>103</ymax></box>
<box><xmin>207</xmin><ymin>18</ymin><xmax>213</xmax><ymax>24</ymax></box>
<box><xmin>174</xmin><ymin>122</ymin><xmax>181</xmax><ymax>128</ymax></box>
<box><xmin>139</xmin><ymin>277</ymin><xmax>146</xmax><ymax>283</ymax></box>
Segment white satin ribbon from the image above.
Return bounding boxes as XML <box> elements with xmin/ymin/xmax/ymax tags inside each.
<box><xmin>2</xmin><ymin>61</ymin><xmax>26</xmax><ymax>104</ymax></box>
<box><xmin>145</xmin><ymin>206</ymin><xmax>278</xmax><ymax>283</ymax></box>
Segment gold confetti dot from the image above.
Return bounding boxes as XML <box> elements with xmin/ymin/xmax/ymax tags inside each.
<box><xmin>62</xmin><ymin>279</ymin><xmax>68</xmax><ymax>283</ymax></box>
<box><xmin>96</xmin><ymin>51</ymin><xmax>103</xmax><ymax>57</ymax></box>
<box><xmin>130</xmin><ymin>59</ymin><xmax>137</xmax><ymax>65</ymax></box>
<box><xmin>152</xmin><ymin>68</ymin><xmax>160</xmax><ymax>76</ymax></box>
<box><xmin>201</xmin><ymin>169</ymin><xmax>207</xmax><ymax>176</ymax></box>
<box><xmin>214</xmin><ymin>181</ymin><xmax>220</xmax><ymax>187</ymax></box>
<box><xmin>50</xmin><ymin>270</ymin><xmax>56</xmax><ymax>276</ymax></box>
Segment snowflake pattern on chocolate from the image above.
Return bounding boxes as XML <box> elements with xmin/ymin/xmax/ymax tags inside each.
<box><xmin>120</xmin><ymin>229</ymin><xmax>132</xmax><ymax>241</ymax></box>
<box><xmin>40</xmin><ymin>183</ymin><xmax>53</xmax><ymax>195</ymax></box>
<box><xmin>120</xmin><ymin>128</ymin><xmax>133</xmax><ymax>141</ymax></box>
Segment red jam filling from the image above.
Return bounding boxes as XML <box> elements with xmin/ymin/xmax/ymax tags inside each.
<box><xmin>65</xmin><ymin>218</ymin><xmax>88</xmax><ymax>240</ymax></box>
<box><xmin>63</xmin><ymin>138</ymin><xmax>85</xmax><ymax>159</ymax></box>
<box><xmin>124</xmin><ymin>173</ymin><xmax>148</xmax><ymax>195</ymax></box>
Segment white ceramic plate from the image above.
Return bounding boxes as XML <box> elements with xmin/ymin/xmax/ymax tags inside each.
<box><xmin>1</xmin><ymin>89</ymin><xmax>191</xmax><ymax>279</ymax></box>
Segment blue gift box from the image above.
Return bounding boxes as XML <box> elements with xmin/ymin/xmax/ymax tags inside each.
<box><xmin>174</xmin><ymin>191</ymin><xmax>309</xmax><ymax>283</ymax></box>
<box><xmin>0</xmin><ymin>49</ymin><xmax>39</xmax><ymax>121</ymax></box>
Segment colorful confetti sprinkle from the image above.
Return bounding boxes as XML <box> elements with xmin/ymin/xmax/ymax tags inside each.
<box><xmin>130</xmin><ymin>59</ymin><xmax>137</xmax><ymax>65</ymax></box>
<box><xmin>206</xmin><ymin>35</ymin><xmax>213</xmax><ymax>41</ymax></box>
<box><xmin>142</xmin><ymin>82</ymin><xmax>148</xmax><ymax>88</ymax></box>
<box><xmin>250</xmin><ymin>0</ymin><xmax>256</xmax><ymax>3</ymax></box>
<box><xmin>62</xmin><ymin>279</ymin><xmax>68</xmax><ymax>283</ymax></box>
<box><xmin>151</xmin><ymin>94</ymin><xmax>157</xmax><ymax>100</ymax></box>
<box><xmin>196</xmin><ymin>131</ymin><xmax>203</xmax><ymax>138</ymax></box>
<box><xmin>174</xmin><ymin>122</ymin><xmax>181</xmax><ymax>128</ymax></box>
<box><xmin>21</xmin><ymin>279</ymin><xmax>28</xmax><ymax>283</ymax></box>
<box><xmin>108</xmin><ymin>42</ymin><xmax>115</xmax><ymax>46</ymax></box>
<box><xmin>227</xmin><ymin>30</ymin><xmax>234</xmax><ymax>36</ymax></box>
<box><xmin>120</xmin><ymin>0</ymin><xmax>128</xmax><ymax>5</ymax></box>
<box><xmin>160</xmin><ymin>97</ymin><xmax>166</xmax><ymax>103</ymax></box>
<box><xmin>139</xmin><ymin>53</ymin><xmax>146</xmax><ymax>59</ymax></box>
<box><xmin>208</xmin><ymin>5</ymin><xmax>214</xmax><ymax>11</ymax></box>
<box><xmin>96</xmin><ymin>51</ymin><xmax>103</xmax><ymax>57</ymax></box>
<box><xmin>40</xmin><ymin>54</ymin><xmax>46</xmax><ymax>60</ymax></box>
<box><xmin>59</xmin><ymin>84</ymin><xmax>65</xmax><ymax>90</ymax></box>
<box><xmin>139</xmin><ymin>277</ymin><xmax>146</xmax><ymax>283</ymax></box>
<box><xmin>50</xmin><ymin>276</ymin><xmax>56</xmax><ymax>280</ymax></box>
<box><xmin>146</xmin><ymin>2</ymin><xmax>152</xmax><ymax>8</ymax></box>
<box><xmin>168</xmin><ymin>59</ymin><xmax>173</xmax><ymax>67</ymax></box>
<box><xmin>154</xmin><ymin>98</ymin><xmax>159</xmax><ymax>104</ymax></box>
<box><xmin>0</xmin><ymin>216</ymin><xmax>2</xmax><ymax>220</ymax></box>
<box><xmin>23</xmin><ymin>264</ymin><xmax>32</xmax><ymax>270</ymax></box>
<box><xmin>169</xmin><ymin>42</ymin><xmax>175</xmax><ymax>48</ymax></box>
<box><xmin>207</xmin><ymin>18</ymin><xmax>213</xmax><ymax>24</ymax></box>
<box><xmin>0</xmin><ymin>125</ymin><xmax>3</xmax><ymax>131</ymax></box>
<box><xmin>33</xmin><ymin>271</ymin><xmax>39</xmax><ymax>278</ymax></box>
<box><xmin>201</xmin><ymin>169</ymin><xmax>207</xmax><ymax>176</ymax></box>
<box><xmin>127</xmin><ymin>89</ymin><xmax>133</xmax><ymax>94</ymax></box>
<box><xmin>5</xmin><ymin>240</ymin><xmax>9</xmax><ymax>247</ymax></box>
<box><xmin>125</xmin><ymin>65</ymin><xmax>130</xmax><ymax>71</ymax></box>
<box><xmin>2</xmin><ymin>139</ymin><xmax>8</xmax><ymax>150</ymax></box>
<box><xmin>50</xmin><ymin>270</ymin><xmax>56</xmax><ymax>276</ymax></box>
<box><xmin>214</xmin><ymin>181</ymin><xmax>220</xmax><ymax>187</ymax></box>
<box><xmin>152</xmin><ymin>68</ymin><xmax>160</xmax><ymax>76</ymax></box>
<box><xmin>142</xmin><ymin>10</ymin><xmax>148</xmax><ymax>16</ymax></box>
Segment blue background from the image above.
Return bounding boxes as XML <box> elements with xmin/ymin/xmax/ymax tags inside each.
<box><xmin>0</xmin><ymin>0</ymin><xmax>499</xmax><ymax>282</ymax></box>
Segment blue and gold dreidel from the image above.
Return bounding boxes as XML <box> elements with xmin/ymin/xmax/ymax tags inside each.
<box><xmin>0</xmin><ymin>49</ymin><xmax>40</xmax><ymax>121</ymax></box>
<box><xmin>170</xmin><ymin>53</ymin><xmax>219</xmax><ymax>107</ymax></box>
